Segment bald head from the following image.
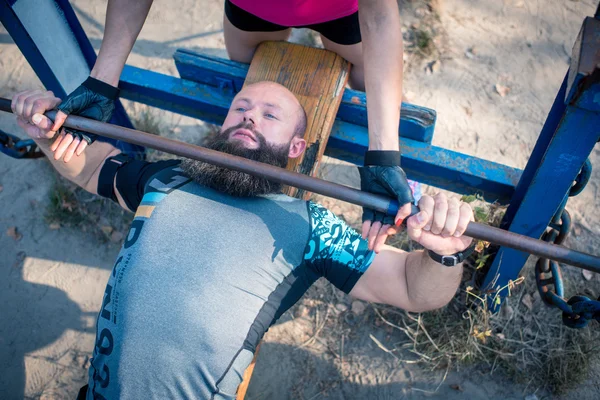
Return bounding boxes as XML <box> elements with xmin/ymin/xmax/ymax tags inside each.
<box><xmin>236</xmin><ymin>81</ymin><xmax>307</xmax><ymax>138</ymax></box>
<box><xmin>219</xmin><ymin>81</ymin><xmax>308</xmax><ymax>160</ymax></box>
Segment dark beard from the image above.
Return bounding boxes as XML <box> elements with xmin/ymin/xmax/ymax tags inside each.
<box><xmin>179</xmin><ymin>123</ymin><xmax>291</xmax><ymax>197</ymax></box>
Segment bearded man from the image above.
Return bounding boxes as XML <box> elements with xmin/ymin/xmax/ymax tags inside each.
<box><xmin>11</xmin><ymin>82</ymin><xmax>474</xmax><ymax>400</ymax></box>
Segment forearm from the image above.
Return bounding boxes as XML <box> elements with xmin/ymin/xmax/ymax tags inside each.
<box><xmin>33</xmin><ymin>136</ymin><xmax>119</xmax><ymax>194</ymax></box>
<box><xmin>358</xmin><ymin>0</ymin><xmax>403</xmax><ymax>151</ymax></box>
<box><xmin>404</xmin><ymin>251</ymin><xmax>463</xmax><ymax>312</ymax></box>
<box><xmin>90</xmin><ymin>0</ymin><xmax>154</xmax><ymax>86</ymax></box>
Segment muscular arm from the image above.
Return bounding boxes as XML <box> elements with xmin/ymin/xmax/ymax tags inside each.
<box><xmin>358</xmin><ymin>0</ymin><xmax>403</xmax><ymax>151</ymax></box>
<box><xmin>90</xmin><ymin>0</ymin><xmax>154</xmax><ymax>86</ymax></box>
<box><xmin>350</xmin><ymin>247</ymin><xmax>463</xmax><ymax>312</ymax></box>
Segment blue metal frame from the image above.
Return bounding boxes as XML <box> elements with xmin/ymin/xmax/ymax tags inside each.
<box><xmin>53</xmin><ymin>0</ymin><xmax>134</xmax><ymax>130</ymax></box>
<box><xmin>173</xmin><ymin>49</ymin><xmax>436</xmax><ymax>144</ymax></box>
<box><xmin>1</xmin><ymin>0</ymin><xmax>134</xmax><ymax>130</ymax></box>
<box><xmin>119</xmin><ymin>65</ymin><xmax>521</xmax><ymax>203</ymax></box>
<box><xmin>0</xmin><ymin>1</ymin><xmax>66</xmax><ymax>98</ymax></box>
<box><xmin>483</xmin><ymin>16</ymin><xmax>600</xmax><ymax>309</ymax></box>
<box><xmin>499</xmin><ymin>75</ymin><xmax>568</xmax><ymax>228</ymax></box>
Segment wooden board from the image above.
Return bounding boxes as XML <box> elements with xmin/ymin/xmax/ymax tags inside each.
<box><xmin>236</xmin><ymin>42</ymin><xmax>349</xmax><ymax>399</ymax></box>
<box><xmin>243</xmin><ymin>41</ymin><xmax>350</xmax><ymax>199</ymax></box>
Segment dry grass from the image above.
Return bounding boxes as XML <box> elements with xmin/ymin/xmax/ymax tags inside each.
<box><xmin>367</xmin><ymin>195</ymin><xmax>600</xmax><ymax>395</ymax></box>
<box><xmin>372</xmin><ymin>271</ymin><xmax>600</xmax><ymax>395</ymax></box>
<box><xmin>45</xmin><ymin>174</ymin><xmax>133</xmax><ymax>243</ymax></box>
<box><xmin>316</xmin><ymin>189</ymin><xmax>600</xmax><ymax>394</ymax></box>
<box><xmin>413</xmin><ymin>28</ymin><xmax>434</xmax><ymax>55</ymax></box>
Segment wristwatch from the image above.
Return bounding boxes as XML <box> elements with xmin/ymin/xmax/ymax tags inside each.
<box><xmin>427</xmin><ymin>244</ymin><xmax>476</xmax><ymax>267</ymax></box>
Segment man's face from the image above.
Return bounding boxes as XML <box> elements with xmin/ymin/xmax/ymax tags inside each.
<box><xmin>220</xmin><ymin>82</ymin><xmax>306</xmax><ymax>154</ymax></box>
<box><xmin>180</xmin><ymin>82</ymin><xmax>307</xmax><ymax>197</ymax></box>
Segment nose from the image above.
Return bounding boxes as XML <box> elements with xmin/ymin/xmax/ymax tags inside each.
<box><xmin>243</xmin><ymin>110</ymin><xmax>256</xmax><ymax>126</ymax></box>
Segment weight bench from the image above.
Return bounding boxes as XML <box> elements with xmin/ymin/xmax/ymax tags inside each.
<box><xmin>231</xmin><ymin>40</ymin><xmax>349</xmax><ymax>398</ymax></box>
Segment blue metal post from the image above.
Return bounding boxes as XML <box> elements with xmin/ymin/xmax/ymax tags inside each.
<box><xmin>0</xmin><ymin>0</ymin><xmax>134</xmax><ymax>130</ymax></box>
<box><xmin>0</xmin><ymin>0</ymin><xmax>67</xmax><ymax>98</ymax></box>
<box><xmin>483</xmin><ymin>16</ymin><xmax>600</xmax><ymax>309</ymax></box>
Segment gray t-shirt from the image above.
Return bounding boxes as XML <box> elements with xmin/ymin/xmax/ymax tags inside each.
<box><xmin>86</xmin><ymin>161</ymin><xmax>374</xmax><ymax>400</ymax></box>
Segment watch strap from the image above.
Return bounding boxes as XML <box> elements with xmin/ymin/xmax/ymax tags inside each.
<box><xmin>427</xmin><ymin>244</ymin><xmax>476</xmax><ymax>267</ymax></box>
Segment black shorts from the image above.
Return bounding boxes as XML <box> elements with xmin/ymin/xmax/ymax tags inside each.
<box><xmin>224</xmin><ymin>0</ymin><xmax>362</xmax><ymax>46</ymax></box>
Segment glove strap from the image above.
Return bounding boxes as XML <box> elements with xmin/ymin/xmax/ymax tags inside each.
<box><xmin>364</xmin><ymin>150</ymin><xmax>401</xmax><ymax>167</ymax></box>
<box><xmin>81</xmin><ymin>76</ymin><xmax>120</xmax><ymax>100</ymax></box>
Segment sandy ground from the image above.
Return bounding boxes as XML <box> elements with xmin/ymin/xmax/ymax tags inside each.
<box><xmin>1</xmin><ymin>0</ymin><xmax>599</xmax><ymax>399</ymax></box>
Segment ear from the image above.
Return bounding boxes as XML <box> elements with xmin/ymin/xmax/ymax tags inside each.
<box><xmin>288</xmin><ymin>136</ymin><xmax>306</xmax><ymax>159</ymax></box>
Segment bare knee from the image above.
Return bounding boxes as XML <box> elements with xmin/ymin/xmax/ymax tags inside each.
<box><xmin>225</xmin><ymin>41</ymin><xmax>256</xmax><ymax>64</ymax></box>
<box><xmin>223</xmin><ymin>17</ymin><xmax>256</xmax><ymax>63</ymax></box>
<box><xmin>349</xmin><ymin>64</ymin><xmax>365</xmax><ymax>91</ymax></box>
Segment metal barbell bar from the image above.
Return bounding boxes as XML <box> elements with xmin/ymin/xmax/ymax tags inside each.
<box><xmin>1</xmin><ymin>97</ymin><xmax>598</xmax><ymax>273</ymax></box>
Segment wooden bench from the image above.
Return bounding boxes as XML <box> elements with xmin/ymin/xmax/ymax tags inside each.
<box><xmin>236</xmin><ymin>41</ymin><xmax>349</xmax><ymax>399</ymax></box>
<box><xmin>241</xmin><ymin>41</ymin><xmax>350</xmax><ymax>199</ymax></box>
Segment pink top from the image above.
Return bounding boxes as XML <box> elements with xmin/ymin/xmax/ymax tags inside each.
<box><xmin>230</xmin><ymin>0</ymin><xmax>359</xmax><ymax>27</ymax></box>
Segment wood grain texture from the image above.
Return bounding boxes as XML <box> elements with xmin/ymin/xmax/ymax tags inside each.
<box><xmin>243</xmin><ymin>41</ymin><xmax>350</xmax><ymax>198</ymax></box>
<box><xmin>236</xmin><ymin>42</ymin><xmax>348</xmax><ymax>400</ymax></box>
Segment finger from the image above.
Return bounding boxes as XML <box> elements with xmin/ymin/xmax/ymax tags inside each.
<box><xmin>386</xmin><ymin>225</ymin><xmax>399</xmax><ymax>236</ymax></box>
<box><xmin>11</xmin><ymin>93</ymin><xmax>20</xmax><ymax>113</ymax></box>
<box><xmin>30</xmin><ymin>92</ymin><xmax>61</xmax><ymax>121</ymax></box>
<box><xmin>442</xmin><ymin>197</ymin><xmax>461</xmax><ymax>237</ymax></box>
<box><xmin>361</xmin><ymin>220</ymin><xmax>371</xmax><ymax>240</ymax></box>
<box><xmin>32</xmin><ymin>113</ymin><xmax>54</xmax><ymax>131</ymax></box>
<box><xmin>14</xmin><ymin>90</ymin><xmax>39</xmax><ymax>117</ymax></box>
<box><xmin>407</xmin><ymin>210</ymin><xmax>429</xmax><ymax>241</ymax></box>
<box><xmin>63</xmin><ymin>137</ymin><xmax>81</xmax><ymax>163</ymax></box>
<box><xmin>431</xmin><ymin>192</ymin><xmax>448</xmax><ymax>235</ymax></box>
<box><xmin>17</xmin><ymin>116</ymin><xmax>42</xmax><ymax>140</ymax></box>
<box><xmin>367</xmin><ymin>221</ymin><xmax>382</xmax><ymax>251</ymax></box>
<box><xmin>16</xmin><ymin>116</ymin><xmax>31</xmax><ymax>131</ymax></box>
<box><xmin>51</xmin><ymin>110</ymin><xmax>69</xmax><ymax>132</ymax></box>
<box><xmin>31</xmin><ymin>113</ymin><xmax>56</xmax><ymax>139</ymax></box>
<box><xmin>22</xmin><ymin>92</ymin><xmax>44</xmax><ymax>120</ymax></box>
<box><xmin>454</xmin><ymin>202</ymin><xmax>473</xmax><ymax>237</ymax></box>
<box><xmin>53</xmin><ymin>132</ymin><xmax>74</xmax><ymax>160</ymax></box>
<box><xmin>75</xmin><ymin>140</ymin><xmax>88</xmax><ymax>156</ymax></box>
<box><xmin>373</xmin><ymin>224</ymin><xmax>392</xmax><ymax>254</ymax></box>
<box><xmin>50</xmin><ymin>130</ymin><xmax>66</xmax><ymax>152</ymax></box>
<box><xmin>418</xmin><ymin>195</ymin><xmax>435</xmax><ymax>231</ymax></box>
<box><xmin>394</xmin><ymin>203</ymin><xmax>413</xmax><ymax>226</ymax></box>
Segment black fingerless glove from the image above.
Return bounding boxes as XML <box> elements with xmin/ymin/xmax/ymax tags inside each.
<box><xmin>57</xmin><ymin>77</ymin><xmax>119</xmax><ymax>145</ymax></box>
<box><xmin>359</xmin><ymin>150</ymin><xmax>414</xmax><ymax>225</ymax></box>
